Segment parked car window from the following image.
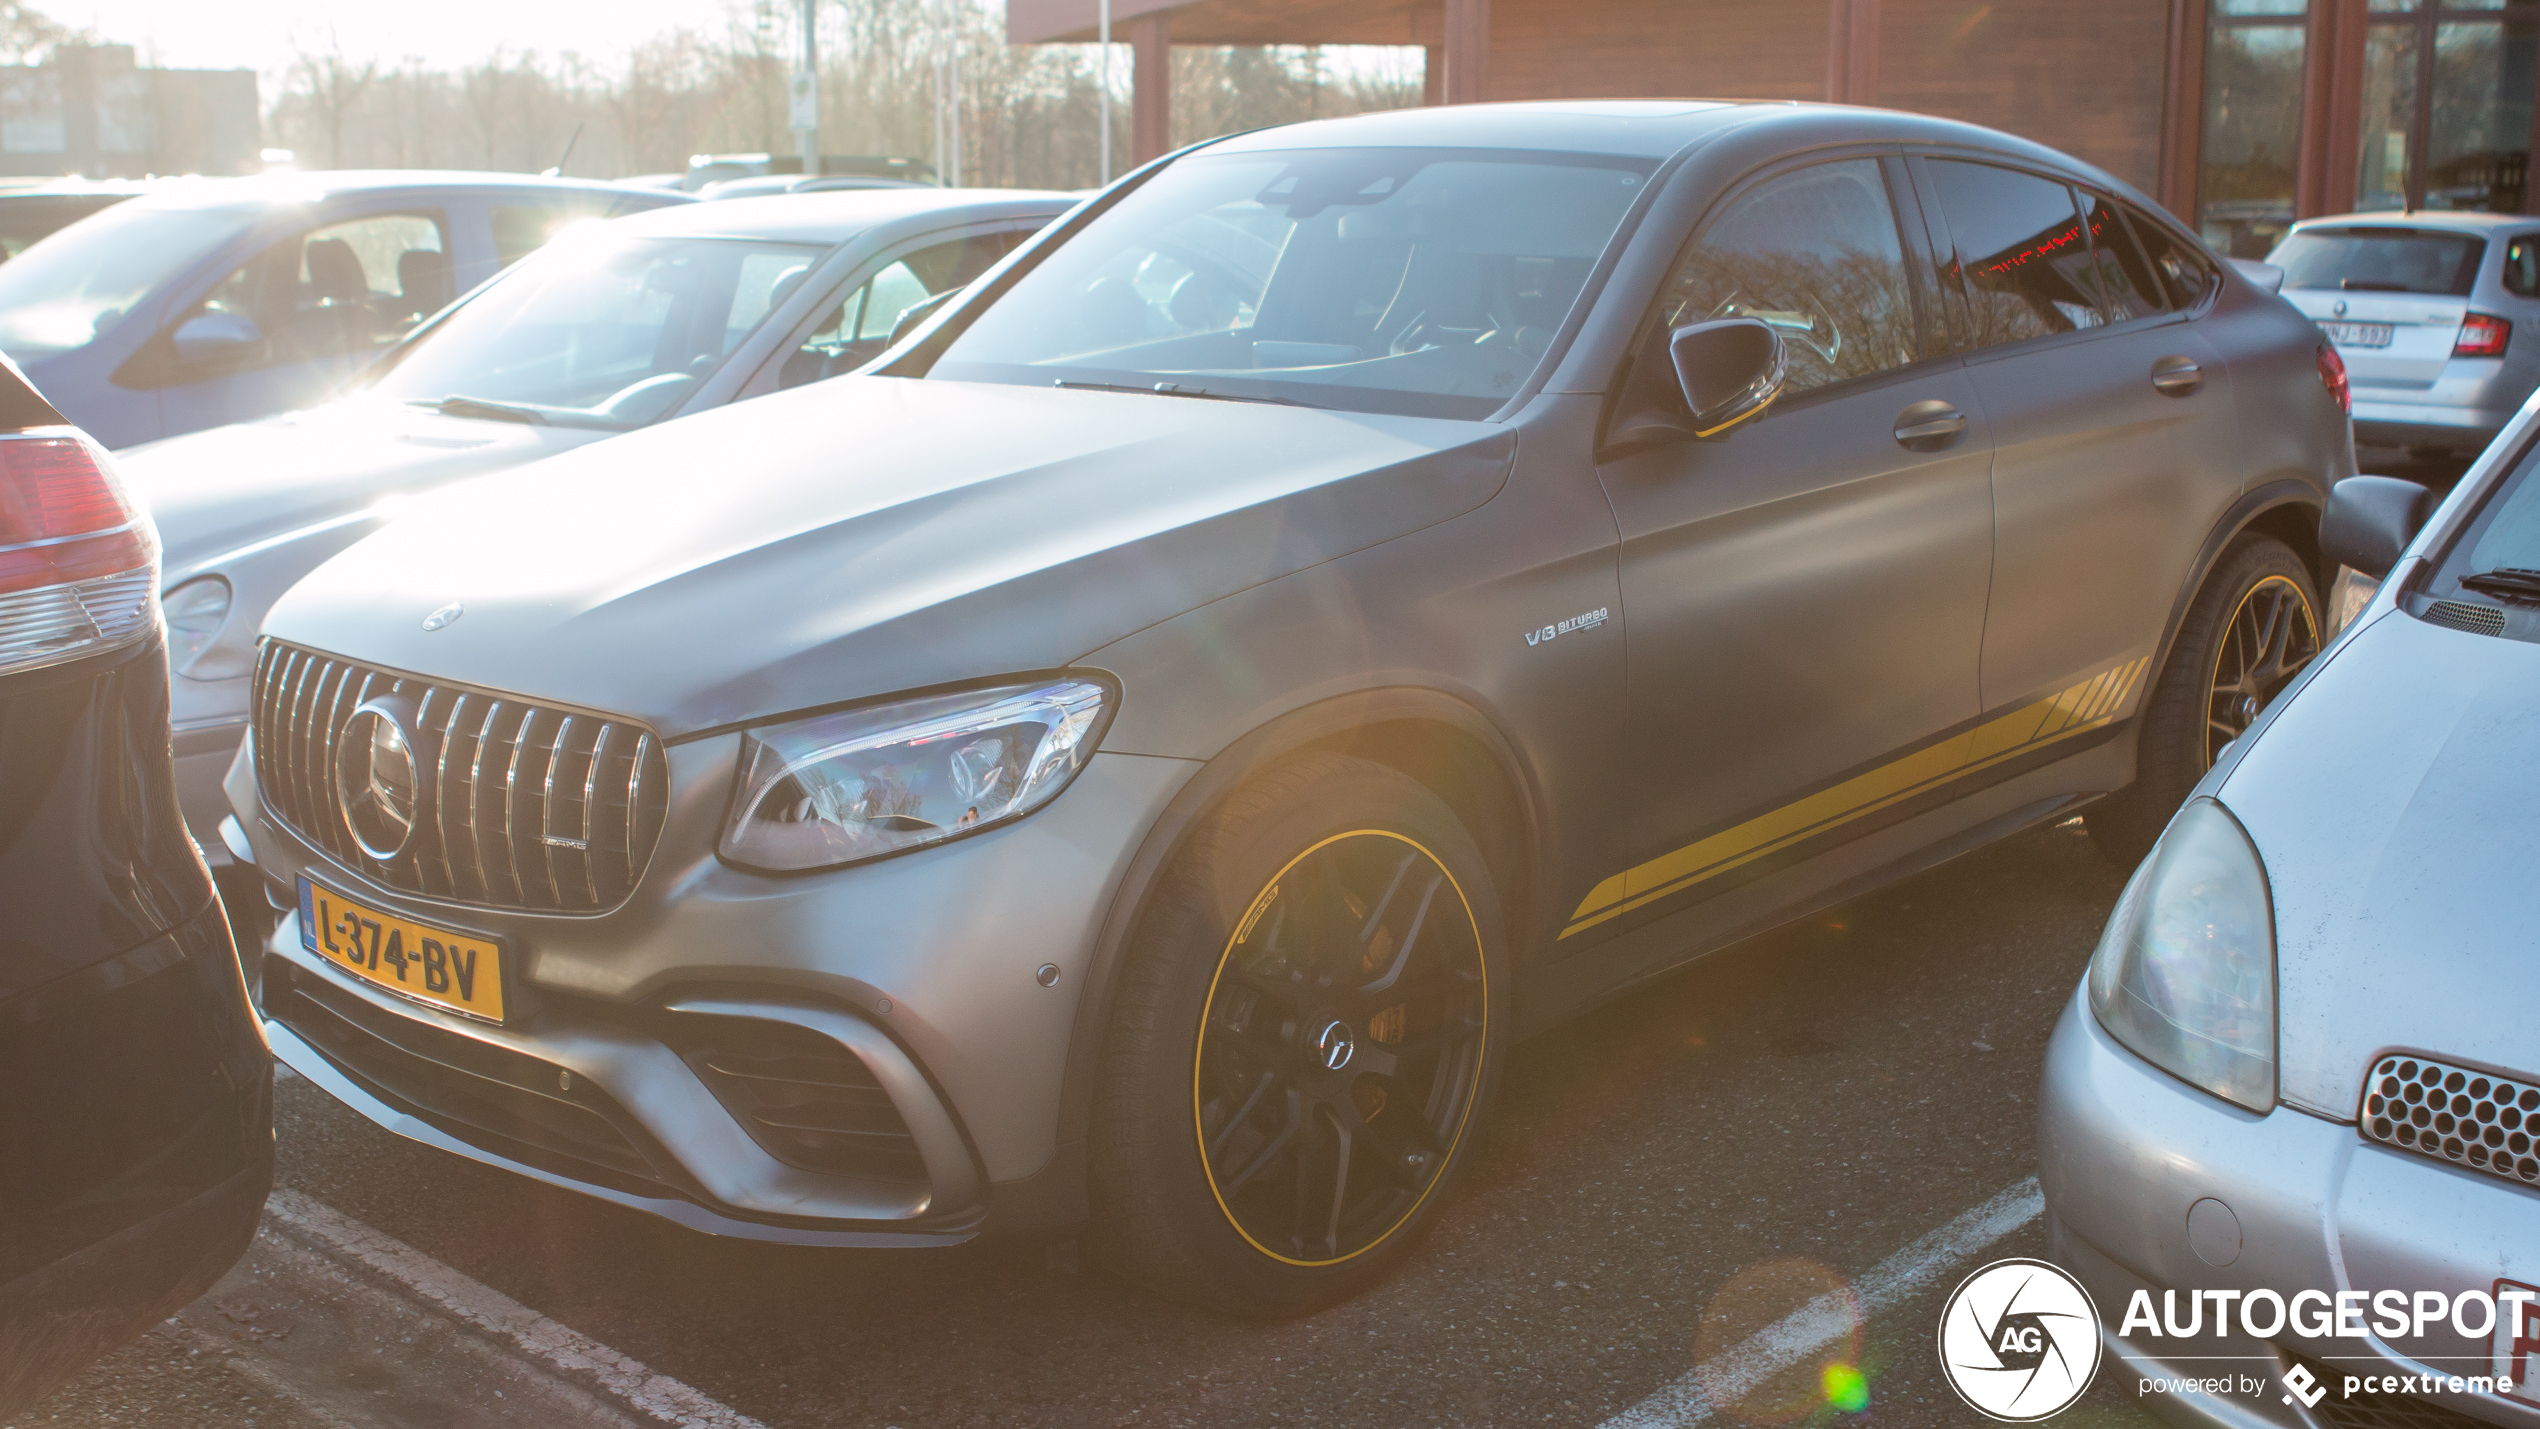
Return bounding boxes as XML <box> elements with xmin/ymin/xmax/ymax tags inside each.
<box><xmin>365</xmin><ymin>232</ymin><xmax>823</xmax><ymax>428</ymax></box>
<box><xmin>931</xmin><ymin>147</ymin><xmax>1656</xmax><ymax>420</ymax></box>
<box><xmin>183</xmin><ymin>210</ymin><xmax>450</xmax><ymax>368</ymax></box>
<box><xmin>2119</xmin><ymin>203</ymin><xmax>2217</xmax><ymax>309</ymax></box>
<box><xmin>781</xmin><ymin>231</ymin><xmax>1023</xmax><ymax>388</ymax></box>
<box><xmin>2076</xmin><ymin>190</ymin><xmax>2167</xmax><ymax>321</ymax></box>
<box><xmin>0</xmin><ymin>201</ymin><xmax>241</xmax><ymax>353</ymax></box>
<box><xmin>1653</xmin><ymin>158</ymin><xmax>1919</xmax><ymax>397</ymax></box>
<box><xmin>491</xmin><ymin>201</ymin><xmax>611</xmax><ymax>267</ymax></box>
<box><xmin>1929</xmin><ymin>160</ymin><xmax>2104</xmax><ymax>347</ymax></box>
<box><xmin>2504</xmin><ymin>234</ymin><xmax>2540</xmax><ymax>297</ymax></box>
<box><xmin>2268</xmin><ymin>226</ymin><xmax>2485</xmax><ymax>295</ymax></box>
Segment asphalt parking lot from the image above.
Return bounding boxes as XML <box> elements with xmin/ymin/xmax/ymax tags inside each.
<box><xmin>21</xmin><ymin>817</ymin><xmax>2182</xmax><ymax>1429</ymax></box>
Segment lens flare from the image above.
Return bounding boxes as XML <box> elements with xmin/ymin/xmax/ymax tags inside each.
<box><xmin>1821</xmin><ymin>1361</ymin><xmax>1869</xmax><ymax>1414</ymax></box>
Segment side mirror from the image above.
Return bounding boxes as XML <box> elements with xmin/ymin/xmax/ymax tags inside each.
<box><xmin>171</xmin><ymin>311</ymin><xmax>264</xmax><ymax>364</ymax></box>
<box><xmin>2227</xmin><ymin>257</ymin><xmax>2287</xmax><ymax>294</ymax></box>
<box><xmin>1669</xmin><ymin>318</ymin><xmax>1786</xmax><ymax>438</ymax></box>
<box><xmin>886</xmin><ymin>286</ymin><xmax>964</xmax><ymax>349</ymax></box>
<box><xmin>2320</xmin><ymin>475</ymin><xmax>2435</xmax><ymax>579</ymax></box>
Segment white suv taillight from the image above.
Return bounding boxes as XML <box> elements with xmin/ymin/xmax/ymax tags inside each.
<box><xmin>0</xmin><ymin>428</ymin><xmax>159</xmax><ymax>676</ymax></box>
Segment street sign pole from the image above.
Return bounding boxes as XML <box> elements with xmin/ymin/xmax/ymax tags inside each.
<box><xmin>792</xmin><ymin>0</ymin><xmax>820</xmax><ymax>177</ymax></box>
<box><xmin>1098</xmin><ymin>0</ymin><xmax>1111</xmax><ymax>184</ymax></box>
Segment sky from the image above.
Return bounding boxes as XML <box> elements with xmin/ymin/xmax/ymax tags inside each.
<box><xmin>52</xmin><ymin>0</ymin><xmax>750</xmax><ymax>79</ymax></box>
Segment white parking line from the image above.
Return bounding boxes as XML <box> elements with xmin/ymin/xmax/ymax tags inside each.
<box><xmin>266</xmin><ymin>1189</ymin><xmax>769</xmax><ymax>1429</ymax></box>
<box><xmin>1597</xmin><ymin>1177</ymin><xmax>2046</xmax><ymax>1429</ymax></box>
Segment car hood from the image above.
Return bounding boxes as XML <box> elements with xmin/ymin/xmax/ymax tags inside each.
<box><xmin>266</xmin><ymin>375</ymin><xmax>1513</xmax><ymax>737</ymax></box>
<box><xmin>121</xmin><ymin>396</ymin><xmax>615</xmax><ymax>578</ymax></box>
<box><xmin>2221</xmin><ymin>606</ymin><xmax>2540</xmax><ymax>1119</ymax></box>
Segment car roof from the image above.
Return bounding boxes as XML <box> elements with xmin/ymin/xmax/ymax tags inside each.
<box><xmin>2291</xmin><ymin>210</ymin><xmax>2540</xmax><ymax>233</ymax></box>
<box><xmin>605</xmin><ymin>186</ymin><xmax>1080</xmax><ymax>243</ymax></box>
<box><xmin>104</xmin><ymin>169</ymin><xmax>672</xmax><ymax>214</ymax></box>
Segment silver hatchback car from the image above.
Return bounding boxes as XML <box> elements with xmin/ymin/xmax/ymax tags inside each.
<box><xmin>2040</xmin><ymin>416</ymin><xmax>2540</xmax><ymax>1425</ymax></box>
<box><xmin>2272</xmin><ymin>212</ymin><xmax>2540</xmax><ymax>460</ymax></box>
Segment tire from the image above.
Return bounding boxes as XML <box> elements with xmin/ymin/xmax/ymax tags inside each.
<box><xmin>1089</xmin><ymin>752</ymin><xmax>1509</xmax><ymax>1318</ymax></box>
<box><xmin>2087</xmin><ymin>535</ymin><xmax>2320</xmax><ymax>867</ymax></box>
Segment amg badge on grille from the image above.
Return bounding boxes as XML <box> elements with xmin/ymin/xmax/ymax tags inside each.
<box><xmin>422</xmin><ymin>602</ymin><xmax>464</xmax><ymax>632</ymax></box>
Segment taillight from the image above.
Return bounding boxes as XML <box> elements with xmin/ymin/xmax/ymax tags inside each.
<box><xmin>2456</xmin><ymin>312</ymin><xmax>2511</xmax><ymax>358</ymax></box>
<box><xmin>2317</xmin><ymin>343</ymin><xmax>2350</xmax><ymax>416</ymax></box>
<box><xmin>0</xmin><ymin>428</ymin><xmax>159</xmax><ymax>676</ymax></box>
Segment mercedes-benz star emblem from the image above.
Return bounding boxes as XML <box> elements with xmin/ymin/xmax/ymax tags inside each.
<box><xmin>335</xmin><ymin>695</ymin><xmax>421</xmax><ymax>861</ymax></box>
<box><xmin>422</xmin><ymin>602</ymin><xmax>464</xmax><ymax>632</ymax></box>
<box><xmin>1937</xmin><ymin>1258</ymin><xmax>2100</xmax><ymax>1421</ymax></box>
<box><xmin>1314</xmin><ymin>1020</ymin><xmax>1355</xmax><ymax>1072</ymax></box>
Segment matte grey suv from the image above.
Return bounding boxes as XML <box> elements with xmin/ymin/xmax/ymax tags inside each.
<box><xmin>230</xmin><ymin>100</ymin><xmax>2352</xmax><ymax>1315</ymax></box>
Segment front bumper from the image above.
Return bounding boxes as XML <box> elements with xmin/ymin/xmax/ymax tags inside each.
<box><xmin>2040</xmin><ymin>983</ymin><xmax>2540</xmax><ymax>1428</ymax></box>
<box><xmin>236</xmin><ymin>736</ymin><xmax>1198</xmax><ymax>1244</ymax></box>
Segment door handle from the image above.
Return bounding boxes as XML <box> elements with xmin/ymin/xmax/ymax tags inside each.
<box><xmin>1893</xmin><ymin>399</ymin><xmax>1968</xmax><ymax>449</ymax></box>
<box><xmin>2151</xmin><ymin>355</ymin><xmax>2204</xmax><ymax>395</ymax></box>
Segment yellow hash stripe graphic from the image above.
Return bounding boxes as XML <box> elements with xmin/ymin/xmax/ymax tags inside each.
<box><xmin>1561</xmin><ymin>658</ymin><xmax>2150</xmax><ymax>938</ymax></box>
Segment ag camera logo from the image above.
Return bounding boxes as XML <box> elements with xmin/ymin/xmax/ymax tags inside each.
<box><xmin>1939</xmin><ymin>1258</ymin><xmax>2102</xmax><ymax>1421</ymax></box>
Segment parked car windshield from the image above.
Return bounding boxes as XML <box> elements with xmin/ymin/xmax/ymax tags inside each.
<box><xmin>368</xmin><ymin>230</ymin><xmax>826</xmax><ymax>429</ymax></box>
<box><xmin>930</xmin><ymin>146</ymin><xmax>1655</xmax><ymax>419</ymax></box>
<box><xmin>0</xmin><ymin>201</ymin><xmax>248</xmax><ymax>354</ymax></box>
<box><xmin>2269</xmin><ymin>226</ymin><xmax>2486</xmax><ymax>295</ymax></box>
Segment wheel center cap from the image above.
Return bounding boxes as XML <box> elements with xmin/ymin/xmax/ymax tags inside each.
<box><xmin>2239</xmin><ymin>694</ymin><xmax>2259</xmax><ymax>722</ymax></box>
<box><xmin>1313</xmin><ymin>1020</ymin><xmax>1356</xmax><ymax>1072</ymax></box>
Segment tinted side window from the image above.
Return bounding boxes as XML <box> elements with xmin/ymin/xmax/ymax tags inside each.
<box><xmin>2123</xmin><ymin>206</ymin><xmax>2218</xmax><ymax>310</ymax></box>
<box><xmin>1655</xmin><ymin>158</ymin><xmax>1919</xmax><ymax>397</ymax></box>
<box><xmin>2079</xmin><ymin>191</ymin><xmax>2167</xmax><ymax>321</ymax></box>
<box><xmin>492</xmin><ymin>201</ymin><xmax>612</xmax><ymax>268</ymax></box>
<box><xmin>781</xmin><ymin>232</ymin><xmax>1022</xmax><ymax>389</ymax></box>
<box><xmin>1929</xmin><ymin>160</ymin><xmax>2101</xmax><ymax>349</ymax></box>
<box><xmin>2505</xmin><ymin>235</ymin><xmax>2540</xmax><ymax>298</ymax></box>
<box><xmin>186</xmin><ymin>209</ymin><xmax>450</xmax><ymax>367</ymax></box>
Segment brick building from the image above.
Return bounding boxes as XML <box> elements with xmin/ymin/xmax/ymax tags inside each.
<box><xmin>0</xmin><ymin>45</ymin><xmax>260</xmax><ymax>180</ymax></box>
<box><xmin>1005</xmin><ymin>0</ymin><xmax>2540</xmax><ymax>257</ymax></box>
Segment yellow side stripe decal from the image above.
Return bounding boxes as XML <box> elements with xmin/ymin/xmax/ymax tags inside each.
<box><xmin>1560</xmin><ymin>657</ymin><xmax>2150</xmax><ymax>939</ymax></box>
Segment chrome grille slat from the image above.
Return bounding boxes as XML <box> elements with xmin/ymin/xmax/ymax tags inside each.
<box><xmin>249</xmin><ymin>640</ymin><xmax>668</xmax><ymax>916</ymax></box>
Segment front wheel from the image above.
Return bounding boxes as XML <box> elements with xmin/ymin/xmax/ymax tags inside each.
<box><xmin>2088</xmin><ymin>535</ymin><xmax>2320</xmax><ymax>866</ymax></box>
<box><xmin>1089</xmin><ymin>753</ymin><xmax>1508</xmax><ymax>1318</ymax></box>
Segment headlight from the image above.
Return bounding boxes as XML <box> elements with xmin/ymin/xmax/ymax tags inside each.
<box><xmin>162</xmin><ymin>575</ymin><xmax>231</xmax><ymax>675</ymax></box>
<box><xmin>719</xmin><ymin>677</ymin><xmax>1112</xmax><ymax>873</ymax></box>
<box><xmin>2087</xmin><ymin>798</ymin><xmax>2277</xmax><ymax>1112</ymax></box>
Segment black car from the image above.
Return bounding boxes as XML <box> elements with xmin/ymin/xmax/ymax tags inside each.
<box><xmin>0</xmin><ymin>354</ymin><xmax>271</xmax><ymax>1411</ymax></box>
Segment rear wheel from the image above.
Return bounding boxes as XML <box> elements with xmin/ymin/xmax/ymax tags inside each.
<box><xmin>2087</xmin><ymin>535</ymin><xmax>2319</xmax><ymax>866</ymax></box>
<box><xmin>1089</xmin><ymin>753</ymin><xmax>1506</xmax><ymax>1318</ymax></box>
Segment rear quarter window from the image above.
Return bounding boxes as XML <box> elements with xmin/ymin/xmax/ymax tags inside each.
<box><xmin>2270</xmin><ymin>227</ymin><xmax>2485</xmax><ymax>296</ymax></box>
<box><xmin>2504</xmin><ymin>234</ymin><xmax>2540</xmax><ymax>298</ymax></box>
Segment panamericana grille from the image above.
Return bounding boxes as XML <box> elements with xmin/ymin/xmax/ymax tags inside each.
<box><xmin>2423</xmin><ymin>600</ymin><xmax>2508</xmax><ymax>638</ymax></box>
<box><xmin>2360</xmin><ymin>1053</ymin><xmax>2540</xmax><ymax>1191</ymax></box>
<box><xmin>253</xmin><ymin>640</ymin><xmax>668</xmax><ymax>914</ymax></box>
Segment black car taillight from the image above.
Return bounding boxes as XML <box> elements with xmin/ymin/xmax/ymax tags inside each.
<box><xmin>0</xmin><ymin>428</ymin><xmax>159</xmax><ymax>676</ymax></box>
<box><xmin>2456</xmin><ymin>312</ymin><xmax>2511</xmax><ymax>358</ymax></box>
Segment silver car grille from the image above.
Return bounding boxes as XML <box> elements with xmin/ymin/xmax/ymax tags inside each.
<box><xmin>252</xmin><ymin>639</ymin><xmax>669</xmax><ymax>914</ymax></box>
<box><xmin>2361</xmin><ymin>1053</ymin><xmax>2540</xmax><ymax>1191</ymax></box>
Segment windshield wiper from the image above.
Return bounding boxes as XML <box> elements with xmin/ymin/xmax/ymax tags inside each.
<box><xmin>1054</xmin><ymin>379</ymin><xmax>1316</xmax><ymax>409</ymax></box>
<box><xmin>2459</xmin><ymin>567</ymin><xmax>2540</xmax><ymax>603</ymax></box>
<box><xmin>422</xmin><ymin>395</ymin><xmax>548</xmax><ymax>425</ymax></box>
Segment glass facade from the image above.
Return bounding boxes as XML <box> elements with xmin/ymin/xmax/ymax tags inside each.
<box><xmin>2202</xmin><ymin>7</ymin><xmax>2308</xmax><ymax>254</ymax></box>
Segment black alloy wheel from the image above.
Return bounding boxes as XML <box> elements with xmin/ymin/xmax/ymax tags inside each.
<box><xmin>2201</xmin><ymin>573</ymin><xmax>2321</xmax><ymax>766</ymax></box>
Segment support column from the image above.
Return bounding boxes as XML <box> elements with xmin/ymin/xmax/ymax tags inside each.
<box><xmin>2158</xmin><ymin>0</ymin><xmax>2208</xmax><ymax>219</ymax></box>
<box><xmin>1130</xmin><ymin>12</ymin><xmax>1170</xmax><ymax>164</ymax></box>
<box><xmin>1443</xmin><ymin>0</ymin><xmax>1489</xmax><ymax>105</ymax></box>
<box><xmin>2296</xmin><ymin>0</ymin><xmax>2366</xmax><ymax>218</ymax></box>
<box><xmin>1424</xmin><ymin>44</ymin><xmax>1445</xmax><ymax>106</ymax></box>
<box><xmin>1825</xmin><ymin>0</ymin><xmax>1879</xmax><ymax>105</ymax></box>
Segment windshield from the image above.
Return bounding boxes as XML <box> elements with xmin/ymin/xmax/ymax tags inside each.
<box><xmin>930</xmin><ymin>146</ymin><xmax>1655</xmax><ymax>419</ymax></box>
<box><xmin>2269</xmin><ymin>227</ymin><xmax>2485</xmax><ymax>295</ymax></box>
<box><xmin>0</xmin><ymin>201</ymin><xmax>248</xmax><ymax>354</ymax></box>
<box><xmin>370</xmin><ymin>231</ymin><xmax>825</xmax><ymax>429</ymax></box>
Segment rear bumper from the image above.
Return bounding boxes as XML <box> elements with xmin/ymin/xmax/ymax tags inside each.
<box><xmin>2039</xmin><ymin>982</ymin><xmax>2540</xmax><ymax>1428</ymax></box>
<box><xmin>2350</xmin><ymin>395</ymin><xmax>2518</xmax><ymax>454</ymax></box>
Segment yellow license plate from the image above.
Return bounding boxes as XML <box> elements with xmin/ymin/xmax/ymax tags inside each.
<box><xmin>298</xmin><ymin>878</ymin><xmax>507</xmax><ymax>1023</ymax></box>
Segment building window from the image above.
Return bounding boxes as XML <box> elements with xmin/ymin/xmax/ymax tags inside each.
<box><xmin>2203</xmin><ymin>0</ymin><xmax>2310</xmax><ymax>255</ymax></box>
<box><xmin>2358</xmin><ymin>0</ymin><xmax>2539</xmax><ymax>212</ymax></box>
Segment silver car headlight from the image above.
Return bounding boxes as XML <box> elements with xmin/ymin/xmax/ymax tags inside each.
<box><xmin>719</xmin><ymin>677</ymin><xmax>1113</xmax><ymax>873</ymax></box>
<box><xmin>162</xmin><ymin>575</ymin><xmax>230</xmax><ymax>675</ymax></box>
<box><xmin>2087</xmin><ymin>797</ymin><xmax>2277</xmax><ymax>1112</ymax></box>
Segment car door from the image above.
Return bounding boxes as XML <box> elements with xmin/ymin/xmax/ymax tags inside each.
<box><xmin>154</xmin><ymin>207</ymin><xmax>454</xmax><ymax>440</ymax></box>
<box><xmin>1574</xmin><ymin>154</ymin><xmax>1997</xmax><ymax>941</ymax></box>
<box><xmin>1916</xmin><ymin>158</ymin><xmax>2243</xmax><ymax>725</ymax></box>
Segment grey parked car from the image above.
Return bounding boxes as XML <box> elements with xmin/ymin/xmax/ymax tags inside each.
<box><xmin>0</xmin><ymin>171</ymin><xmax>689</xmax><ymax>450</ymax></box>
<box><xmin>2040</xmin><ymin>415</ymin><xmax>2540</xmax><ymax>1427</ymax></box>
<box><xmin>122</xmin><ymin>186</ymin><xmax>1074</xmax><ymax>871</ymax></box>
<box><xmin>228</xmin><ymin>100</ymin><xmax>2349</xmax><ymax>1316</ymax></box>
<box><xmin>2271</xmin><ymin>211</ymin><xmax>2540</xmax><ymax>459</ymax></box>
